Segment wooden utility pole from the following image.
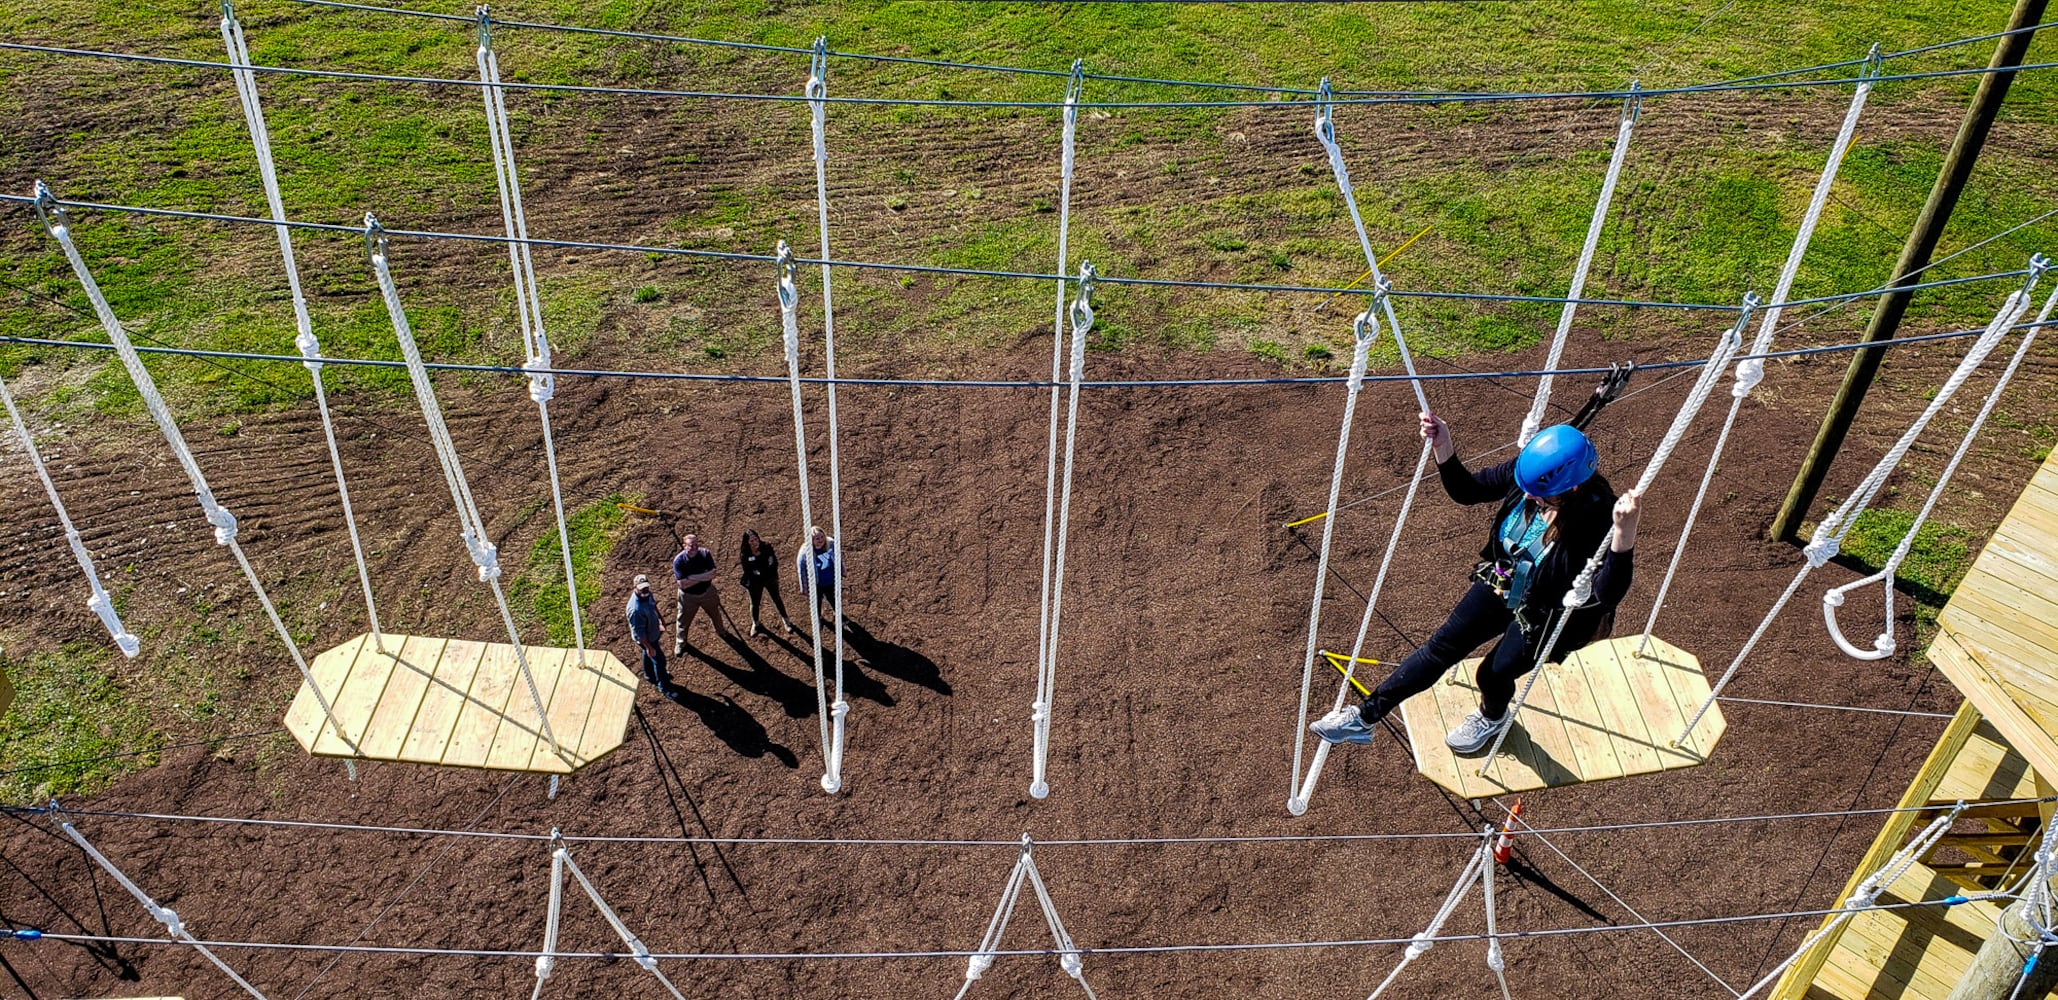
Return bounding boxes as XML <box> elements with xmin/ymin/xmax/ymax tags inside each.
<box><xmin>1770</xmin><ymin>0</ymin><xmax>2047</xmax><ymax>543</ymax></box>
<box><xmin>1946</xmin><ymin>893</ymin><xmax>2058</xmax><ymax>1000</ymax></box>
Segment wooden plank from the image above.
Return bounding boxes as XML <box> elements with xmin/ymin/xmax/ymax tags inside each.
<box><xmin>400</xmin><ymin>638</ymin><xmax>488</xmax><ymax>764</ymax></box>
<box><xmin>1617</xmin><ymin>639</ymin><xmax>1706</xmax><ymax>763</ymax></box>
<box><xmin>531</xmin><ymin>648</ymin><xmax>609</xmax><ymax>772</ymax></box>
<box><xmin>314</xmin><ymin>632</ymin><xmax>404</xmax><ymax>755</ymax></box>
<box><xmin>1950</xmin><ymin>579</ymin><xmax>2058</xmax><ymax>661</ymax></box>
<box><xmin>1645</xmin><ymin>638</ymin><xmax>1726</xmax><ymax>754</ymax></box>
<box><xmin>570</xmin><ymin>653</ymin><xmax>639</xmax><ymax>768</ymax></box>
<box><xmin>1582</xmin><ymin>638</ymin><xmax>1667</xmax><ymax>777</ymax></box>
<box><xmin>1978</xmin><ymin>531</ymin><xmax>2058</xmax><ymax>607</ymax></box>
<box><xmin>485</xmin><ymin>646</ymin><xmax>572</xmax><ymax>771</ymax></box>
<box><xmin>1542</xmin><ymin>649</ymin><xmax>1626</xmax><ymax>781</ymax></box>
<box><xmin>285</xmin><ymin>633</ymin><xmax>366</xmax><ymax>750</ymax></box>
<box><xmin>1770</xmin><ymin>700</ymin><xmax>1984</xmax><ymax>1000</ymax></box>
<box><xmin>442</xmin><ymin>641</ymin><xmax>525</xmax><ymax>767</ymax></box>
<box><xmin>1402</xmin><ymin>668</ymin><xmax>1477</xmax><ymax>797</ymax></box>
<box><xmin>357</xmin><ymin>635</ymin><xmax>448</xmax><ymax>760</ymax></box>
<box><xmin>1504</xmin><ymin>660</ymin><xmax>1584</xmax><ymax>785</ymax></box>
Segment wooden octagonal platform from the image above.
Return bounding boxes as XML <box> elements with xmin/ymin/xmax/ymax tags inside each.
<box><xmin>285</xmin><ymin>633</ymin><xmax>638</xmax><ymax>774</ymax></box>
<box><xmin>1398</xmin><ymin>634</ymin><xmax>1726</xmax><ymax>797</ymax></box>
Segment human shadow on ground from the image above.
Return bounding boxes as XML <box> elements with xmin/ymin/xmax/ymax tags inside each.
<box><xmin>841</xmin><ymin>618</ymin><xmax>951</xmax><ymax>695</ymax></box>
<box><xmin>0</xmin><ymin>815</ymin><xmax>142</xmax><ymax>985</ymax></box>
<box><xmin>647</xmin><ymin>675</ymin><xmax>798</xmax><ymax>768</ymax></box>
<box><xmin>633</xmin><ymin>706</ymin><xmax>751</xmax><ymax>906</ymax></box>
<box><xmin>679</xmin><ymin>636</ymin><xmax>820</xmax><ymax>720</ymax></box>
<box><xmin>760</xmin><ymin>627</ymin><xmax>896</xmax><ymax>707</ymax></box>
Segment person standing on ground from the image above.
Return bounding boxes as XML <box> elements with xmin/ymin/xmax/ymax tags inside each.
<box><xmin>625</xmin><ymin>573</ymin><xmax>671</xmax><ymax>690</ymax></box>
<box><xmin>739</xmin><ymin>528</ymin><xmax>798</xmax><ymax>638</ymax></box>
<box><xmin>1309</xmin><ymin>411</ymin><xmax>1642</xmax><ymax>755</ymax></box>
<box><xmin>672</xmin><ymin>532</ymin><xmax>735</xmax><ymax>652</ymax></box>
<box><xmin>797</xmin><ymin>525</ymin><xmax>841</xmax><ymax>626</ymax></box>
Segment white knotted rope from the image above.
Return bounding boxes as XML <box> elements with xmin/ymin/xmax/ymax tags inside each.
<box><xmin>1825</xmin><ymin>264</ymin><xmax>2056</xmax><ymax>660</ymax></box>
<box><xmin>775</xmin><ymin>243</ymin><xmax>838</xmax><ymax>791</ymax></box>
<box><xmin>53</xmin><ymin>807</ymin><xmax>269</xmax><ymax>998</ymax></box>
<box><xmin>1289</xmin><ymin>80</ymin><xmax>1435</xmax><ymax>815</ymax></box>
<box><xmin>477</xmin><ymin>7</ymin><xmax>587</xmax><ymax>667</ymax></box>
<box><xmin>36</xmin><ymin>183</ymin><xmax>359</xmax><ymax>778</ymax></box>
<box><xmin>1032</xmin><ymin>260</ymin><xmax>1096</xmax><ymax>800</ymax></box>
<box><xmin>1480</xmin><ymin>293</ymin><xmax>1759</xmax><ymax>774</ymax></box>
<box><xmin>1734</xmin><ymin>803</ymin><xmax>1965</xmax><ymax>999</ymax></box>
<box><xmin>0</xmin><ymin>369</ymin><xmax>138</xmax><ymax>656</ymax></box>
<box><xmin>1679</xmin><ymin>274</ymin><xmax>2041</xmax><ymax>745</ymax></box>
<box><xmin>1364</xmin><ymin>835</ymin><xmax>1494</xmax><ymax>1000</ymax></box>
<box><xmin>806</xmin><ymin>39</ymin><xmax>852</xmax><ymax>794</ymax></box>
<box><xmin>1481</xmin><ymin>826</ymin><xmax>1514</xmax><ymax>1000</ymax></box>
<box><xmin>1028</xmin><ymin>59</ymin><xmax>1085</xmax><ymax>801</ymax></box>
<box><xmin>552</xmin><ymin>836</ymin><xmax>690</xmax><ymax>1000</ymax></box>
<box><xmin>220</xmin><ymin>1</ymin><xmax>385</xmax><ymax>651</ymax></box>
<box><xmin>365</xmin><ymin>217</ymin><xmax>561</xmax><ymax>762</ymax></box>
<box><xmin>1284</xmin><ymin>310</ymin><xmax>1381</xmax><ymax>816</ymax></box>
<box><xmin>1638</xmin><ymin>53</ymin><xmax>1878</xmax><ymax>655</ymax></box>
<box><xmin>529</xmin><ymin>833</ymin><xmax>566</xmax><ymax>1000</ymax></box>
<box><xmin>954</xmin><ymin>835</ymin><xmax>1098</xmax><ymax>1000</ymax></box>
<box><xmin>1519</xmin><ymin>83</ymin><xmax>1641</xmax><ymax>448</ymax></box>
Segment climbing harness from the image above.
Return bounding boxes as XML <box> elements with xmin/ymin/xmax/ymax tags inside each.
<box><xmin>364</xmin><ymin>215</ymin><xmax>563</xmax><ymax>765</ymax></box>
<box><xmin>1288</xmin><ymin>80</ymin><xmax>1433</xmax><ymax>816</ymax></box>
<box><xmin>49</xmin><ymin>800</ymin><xmax>269</xmax><ymax>998</ymax></box>
<box><xmin>954</xmin><ymin>834</ymin><xmax>1097</xmax><ymax>1000</ymax></box>
<box><xmin>1823</xmin><ymin>270</ymin><xmax>2058</xmax><ymax>660</ymax></box>
<box><xmin>1029</xmin><ymin>58</ymin><xmax>1085</xmax><ymax>801</ymax></box>
<box><xmin>1565</xmin><ymin>362</ymin><xmax>1635</xmax><ymax>433</ymax></box>
<box><xmin>532</xmin><ymin>829</ymin><xmax>690</xmax><ymax>1000</ymax></box>
<box><xmin>36</xmin><ymin>181</ymin><xmax>360</xmax><ymax>779</ymax></box>
<box><xmin>1032</xmin><ymin>256</ymin><xmax>1096</xmax><ymax>800</ymax></box>
<box><xmin>0</xmin><ymin>368</ymin><xmax>138</xmax><ymax>657</ymax></box>
<box><xmin>220</xmin><ymin>0</ymin><xmax>385</xmax><ymax>651</ymax></box>
<box><xmin>1639</xmin><ymin>48</ymin><xmax>1882</xmax><ymax>655</ymax></box>
<box><xmin>1480</xmin><ymin>293</ymin><xmax>1760</xmax><ymax>775</ymax></box>
<box><xmin>477</xmin><ymin>5</ymin><xmax>587</xmax><ymax>670</ymax></box>
<box><xmin>1680</xmin><ymin>265</ymin><xmax>2044</xmax><ymax>745</ymax></box>
<box><xmin>1520</xmin><ymin>83</ymin><xmax>1641</xmax><ymax>448</ymax></box>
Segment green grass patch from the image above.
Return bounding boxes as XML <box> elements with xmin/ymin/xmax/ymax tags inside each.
<box><xmin>0</xmin><ymin>645</ymin><xmax>160</xmax><ymax>805</ymax></box>
<box><xmin>510</xmin><ymin>492</ymin><xmax>634</xmax><ymax>647</ymax></box>
<box><xmin>1837</xmin><ymin>507</ymin><xmax>1975</xmax><ymax>614</ymax></box>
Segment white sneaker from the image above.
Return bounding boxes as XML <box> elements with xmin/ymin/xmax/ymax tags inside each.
<box><xmin>1445</xmin><ymin>709</ymin><xmax>1509</xmax><ymax>755</ymax></box>
<box><xmin>1309</xmin><ymin>706</ymin><xmax>1377</xmax><ymax>746</ymax></box>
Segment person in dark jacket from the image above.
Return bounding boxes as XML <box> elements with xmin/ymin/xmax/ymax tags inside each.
<box><xmin>625</xmin><ymin>573</ymin><xmax>671</xmax><ymax>690</ymax></box>
<box><xmin>1310</xmin><ymin>411</ymin><xmax>1643</xmax><ymax>755</ymax></box>
<box><xmin>739</xmin><ymin>528</ymin><xmax>798</xmax><ymax>638</ymax></box>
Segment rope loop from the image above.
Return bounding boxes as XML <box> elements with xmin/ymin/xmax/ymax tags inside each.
<box><xmin>1064</xmin><ymin>58</ymin><xmax>1084</xmax><ymax>125</ymax></box>
<box><xmin>1620</xmin><ymin>78</ymin><xmax>1643</xmax><ymax>123</ymax></box>
<box><xmin>1313</xmin><ymin>77</ymin><xmax>1336</xmax><ymax>146</ymax></box>
<box><xmin>363</xmin><ymin>212</ymin><xmax>389</xmax><ymax>261</ymax></box>
<box><xmin>475</xmin><ymin>3</ymin><xmax>492</xmax><ymax>51</ymax></box>
<box><xmin>775</xmin><ymin>240</ymin><xmax>799</xmax><ymax>311</ymax></box>
<box><xmin>1068</xmin><ymin>261</ymin><xmax>1097</xmax><ymax>343</ymax></box>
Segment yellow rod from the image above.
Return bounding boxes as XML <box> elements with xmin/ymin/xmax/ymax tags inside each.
<box><xmin>1319</xmin><ymin>650</ymin><xmax>1378</xmax><ymax>696</ymax></box>
<box><xmin>1313</xmin><ymin>223</ymin><xmax>1434</xmax><ymax>314</ymax></box>
<box><xmin>616</xmin><ymin>503</ymin><xmax>661</xmax><ymax>515</ymax></box>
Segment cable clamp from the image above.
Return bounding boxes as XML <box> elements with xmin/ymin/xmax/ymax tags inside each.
<box><xmin>476</xmin><ymin>4</ymin><xmax>493</xmax><ymax>51</ymax></box>
<box><xmin>32</xmin><ymin>180</ymin><xmax>70</xmax><ymax>237</ymax></box>
<box><xmin>1862</xmin><ymin>43</ymin><xmax>1884</xmax><ymax>80</ymax></box>
<box><xmin>363</xmin><ymin>213</ymin><xmax>389</xmax><ymax>261</ymax></box>
<box><xmin>1064</xmin><ymin>58</ymin><xmax>1085</xmax><ymax>126</ymax></box>
<box><xmin>1313</xmin><ymin>77</ymin><xmax>1336</xmax><ymax>146</ymax></box>
<box><xmin>1621</xmin><ymin>79</ymin><xmax>1642</xmax><ymax>124</ymax></box>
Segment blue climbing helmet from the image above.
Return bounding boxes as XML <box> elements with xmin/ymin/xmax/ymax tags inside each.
<box><xmin>1514</xmin><ymin>424</ymin><xmax>1598</xmax><ymax>498</ymax></box>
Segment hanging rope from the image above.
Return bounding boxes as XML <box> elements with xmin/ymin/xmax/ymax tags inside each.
<box><xmin>50</xmin><ymin>803</ymin><xmax>269</xmax><ymax>998</ymax></box>
<box><xmin>364</xmin><ymin>215</ymin><xmax>562</xmax><ymax>763</ymax></box>
<box><xmin>476</xmin><ymin>6</ymin><xmax>586</xmax><ymax>667</ymax></box>
<box><xmin>1288</xmin><ymin>79</ymin><xmax>1435</xmax><ymax>815</ymax></box>
<box><xmin>954</xmin><ymin>834</ymin><xmax>1098</xmax><ymax>1000</ymax></box>
<box><xmin>775</xmin><ymin>242</ymin><xmax>837</xmax><ymax>789</ymax></box>
<box><xmin>1824</xmin><ymin>269</ymin><xmax>2057</xmax><ymax>659</ymax></box>
<box><xmin>0</xmin><ymin>369</ymin><xmax>138</xmax><ymax>656</ymax></box>
<box><xmin>1032</xmin><ymin>259</ymin><xmax>1095</xmax><ymax>800</ymax></box>
<box><xmin>1481</xmin><ymin>825</ymin><xmax>1515</xmax><ymax>1000</ymax></box>
<box><xmin>1680</xmin><ymin>268</ymin><xmax>2043</xmax><ymax>744</ymax></box>
<box><xmin>1480</xmin><ymin>293</ymin><xmax>1760</xmax><ymax>774</ymax></box>
<box><xmin>1519</xmin><ymin>83</ymin><xmax>1641</xmax><ymax>448</ymax></box>
<box><xmin>1029</xmin><ymin>58</ymin><xmax>1085</xmax><ymax>802</ymax></box>
<box><xmin>1364</xmin><ymin>832</ymin><xmax>1495</xmax><ymax>1000</ymax></box>
<box><xmin>1638</xmin><ymin>49</ymin><xmax>1880</xmax><ymax>656</ymax></box>
<box><xmin>805</xmin><ymin>38</ymin><xmax>852</xmax><ymax>795</ymax></box>
<box><xmin>1733</xmin><ymin>803</ymin><xmax>1969</xmax><ymax>999</ymax></box>
<box><xmin>528</xmin><ymin>830</ymin><xmax>566</xmax><ymax>1000</ymax></box>
<box><xmin>1285</xmin><ymin>310</ymin><xmax>1381</xmax><ymax>816</ymax></box>
<box><xmin>35</xmin><ymin>181</ymin><xmax>359</xmax><ymax>778</ymax></box>
<box><xmin>548</xmin><ymin>832</ymin><xmax>690</xmax><ymax>1000</ymax></box>
<box><xmin>220</xmin><ymin>1</ymin><xmax>387</xmax><ymax>652</ymax></box>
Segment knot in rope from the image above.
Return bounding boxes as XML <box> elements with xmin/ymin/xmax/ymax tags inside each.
<box><xmin>1731</xmin><ymin>355</ymin><xmax>1765</xmax><ymax>398</ymax></box>
<box><xmin>1404</xmin><ymin>930</ymin><xmax>1435</xmax><ymax>960</ymax></box>
<box><xmin>831</xmin><ymin>699</ymin><xmax>849</xmax><ymax>719</ymax></box>
<box><xmin>1030</xmin><ymin>699</ymin><xmax>1049</xmax><ymax>722</ymax></box>
<box><xmin>1067</xmin><ymin>261</ymin><xmax>1096</xmax><ymax>379</ymax></box>
<box><xmin>204</xmin><ymin>502</ymin><xmax>239</xmax><ymax>545</ymax></box>
<box><xmin>524</xmin><ymin>356</ymin><xmax>555</xmax><ymax>403</ymax></box>
<box><xmin>462</xmin><ymin>530</ymin><xmax>502</xmax><ymax>581</ymax></box>
<box><xmin>1060</xmin><ymin>950</ymin><xmax>1084</xmax><ymax>978</ymax></box>
<box><xmin>965</xmin><ymin>954</ymin><xmax>995</xmax><ymax>980</ymax></box>
<box><xmin>534</xmin><ymin>953</ymin><xmax>554</xmax><ymax>981</ymax></box>
<box><xmin>87</xmin><ymin>591</ymin><xmax>141</xmax><ymax>657</ymax></box>
<box><xmin>1802</xmin><ymin>528</ymin><xmax>1840</xmax><ymax>569</ymax></box>
<box><xmin>1487</xmin><ymin>940</ymin><xmax>1505</xmax><ymax>972</ymax></box>
<box><xmin>149</xmin><ymin>904</ymin><xmax>185</xmax><ymax>937</ymax></box>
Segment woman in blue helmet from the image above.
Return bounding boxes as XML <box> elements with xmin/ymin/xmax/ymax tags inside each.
<box><xmin>1310</xmin><ymin>410</ymin><xmax>1643</xmax><ymax>755</ymax></box>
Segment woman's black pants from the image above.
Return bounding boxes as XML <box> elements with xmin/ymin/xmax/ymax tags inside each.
<box><xmin>1356</xmin><ymin>582</ymin><xmax>1592</xmax><ymax>726</ymax></box>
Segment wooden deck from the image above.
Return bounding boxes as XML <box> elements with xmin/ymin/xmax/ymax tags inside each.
<box><xmin>283</xmin><ymin>632</ymin><xmax>638</xmax><ymax>774</ymax></box>
<box><xmin>1930</xmin><ymin>447</ymin><xmax>2058</xmax><ymax>784</ymax></box>
<box><xmin>1397</xmin><ymin>634</ymin><xmax>1725</xmax><ymax>798</ymax></box>
<box><xmin>1781</xmin><ymin>708</ymin><xmax>2054</xmax><ymax>1000</ymax></box>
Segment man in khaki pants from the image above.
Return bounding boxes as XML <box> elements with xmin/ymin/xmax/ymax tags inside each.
<box><xmin>671</xmin><ymin>533</ymin><xmax>735</xmax><ymax>653</ymax></box>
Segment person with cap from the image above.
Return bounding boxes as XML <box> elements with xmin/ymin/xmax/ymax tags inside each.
<box><xmin>672</xmin><ymin>532</ymin><xmax>735</xmax><ymax>653</ymax></box>
<box><xmin>1309</xmin><ymin>410</ymin><xmax>1643</xmax><ymax>755</ymax></box>
<box><xmin>625</xmin><ymin>573</ymin><xmax>671</xmax><ymax>690</ymax></box>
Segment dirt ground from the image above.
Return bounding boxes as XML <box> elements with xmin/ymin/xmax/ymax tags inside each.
<box><xmin>2</xmin><ymin>314</ymin><xmax>2054</xmax><ymax>999</ymax></box>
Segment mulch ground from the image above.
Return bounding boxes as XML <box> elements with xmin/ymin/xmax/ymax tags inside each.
<box><xmin>3</xmin><ymin>320</ymin><xmax>2052</xmax><ymax>999</ymax></box>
